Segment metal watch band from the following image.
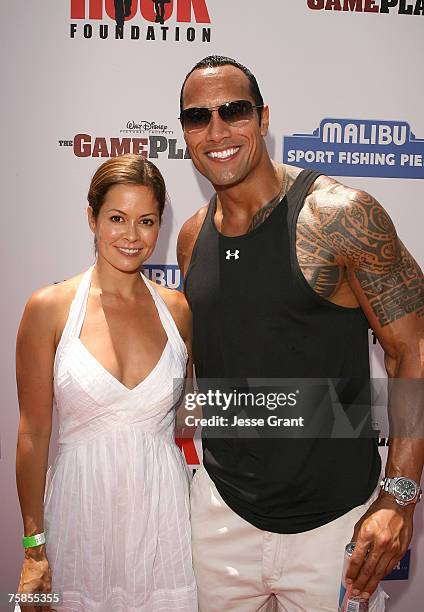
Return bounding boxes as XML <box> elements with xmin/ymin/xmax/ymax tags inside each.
<box><xmin>380</xmin><ymin>477</ymin><xmax>422</xmax><ymax>506</ymax></box>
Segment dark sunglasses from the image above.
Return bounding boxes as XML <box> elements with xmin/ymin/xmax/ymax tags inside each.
<box><xmin>179</xmin><ymin>100</ymin><xmax>264</xmax><ymax>132</ymax></box>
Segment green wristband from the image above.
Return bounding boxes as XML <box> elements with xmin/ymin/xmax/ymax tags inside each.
<box><xmin>22</xmin><ymin>532</ymin><xmax>46</xmax><ymax>548</ymax></box>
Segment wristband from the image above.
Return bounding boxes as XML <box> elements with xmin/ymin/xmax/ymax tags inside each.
<box><xmin>22</xmin><ymin>532</ymin><xmax>46</xmax><ymax>548</ymax></box>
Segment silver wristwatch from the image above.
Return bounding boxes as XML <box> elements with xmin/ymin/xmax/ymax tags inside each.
<box><xmin>380</xmin><ymin>477</ymin><xmax>422</xmax><ymax>506</ymax></box>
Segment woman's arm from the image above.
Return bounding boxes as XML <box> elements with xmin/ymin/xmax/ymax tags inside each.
<box><xmin>176</xmin><ymin>304</ymin><xmax>196</xmax><ymax>436</ymax></box>
<box><xmin>16</xmin><ymin>287</ymin><xmax>58</xmax><ymax>597</ymax></box>
<box><xmin>157</xmin><ymin>287</ymin><xmax>201</xmax><ymax>433</ymax></box>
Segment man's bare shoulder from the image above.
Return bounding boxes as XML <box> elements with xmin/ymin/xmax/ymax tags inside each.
<box><xmin>282</xmin><ymin>163</ymin><xmax>303</xmax><ymax>188</ymax></box>
<box><xmin>278</xmin><ymin>163</ymin><xmax>336</xmax><ymax>196</ymax></box>
<box><xmin>178</xmin><ymin>205</ymin><xmax>209</xmax><ymax>243</ymax></box>
<box><xmin>306</xmin><ymin>174</ymin><xmax>374</xmax><ymax>215</ymax></box>
<box><xmin>177</xmin><ymin>204</ymin><xmax>210</xmax><ymax>274</ymax></box>
<box><xmin>301</xmin><ymin>175</ymin><xmax>401</xmax><ymax>269</ymax></box>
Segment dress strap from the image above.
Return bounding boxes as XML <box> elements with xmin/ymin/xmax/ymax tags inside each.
<box><xmin>54</xmin><ymin>266</ymin><xmax>94</xmax><ymax>372</ymax></box>
<box><xmin>140</xmin><ymin>272</ymin><xmax>188</xmax><ymax>363</ymax></box>
<box><xmin>72</xmin><ymin>266</ymin><xmax>95</xmax><ymax>338</ymax></box>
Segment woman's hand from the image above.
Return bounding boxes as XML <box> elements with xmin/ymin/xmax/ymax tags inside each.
<box><xmin>17</xmin><ymin>546</ymin><xmax>52</xmax><ymax>612</ymax></box>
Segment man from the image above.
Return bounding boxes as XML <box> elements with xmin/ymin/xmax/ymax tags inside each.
<box><xmin>114</xmin><ymin>0</ymin><xmax>132</xmax><ymax>27</ymax></box>
<box><xmin>153</xmin><ymin>0</ymin><xmax>170</xmax><ymax>24</ymax></box>
<box><xmin>177</xmin><ymin>55</ymin><xmax>424</xmax><ymax>611</ymax></box>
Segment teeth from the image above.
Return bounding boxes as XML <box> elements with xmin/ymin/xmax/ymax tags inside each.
<box><xmin>207</xmin><ymin>147</ymin><xmax>239</xmax><ymax>159</ymax></box>
<box><xmin>118</xmin><ymin>248</ymin><xmax>140</xmax><ymax>254</ymax></box>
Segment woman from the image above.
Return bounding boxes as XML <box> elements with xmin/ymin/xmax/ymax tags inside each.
<box><xmin>16</xmin><ymin>154</ymin><xmax>197</xmax><ymax>611</ymax></box>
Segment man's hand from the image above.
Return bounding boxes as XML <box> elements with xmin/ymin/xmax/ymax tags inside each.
<box><xmin>345</xmin><ymin>493</ymin><xmax>414</xmax><ymax>599</ymax></box>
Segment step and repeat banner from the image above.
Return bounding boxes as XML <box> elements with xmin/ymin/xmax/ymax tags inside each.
<box><xmin>1</xmin><ymin>1</ymin><xmax>423</xmax><ymax>610</ymax></box>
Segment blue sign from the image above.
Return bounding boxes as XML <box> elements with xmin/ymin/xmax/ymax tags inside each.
<box><xmin>383</xmin><ymin>549</ymin><xmax>411</xmax><ymax>581</ymax></box>
<box><xmin>283</xmin><ymin>118</ymin><xmax>424</xmax><ymax>178</ymax></box>
<box><xmin>144</xmin><ymin>264</ymin><xmax>182</xmax><ymax>290</ymax></box>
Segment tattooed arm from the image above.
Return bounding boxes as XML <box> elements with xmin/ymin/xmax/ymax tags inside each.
<box><xmin>316</xmin><ymin>184</ymin><xmax>424</xmax><ymax>598</ymax></box>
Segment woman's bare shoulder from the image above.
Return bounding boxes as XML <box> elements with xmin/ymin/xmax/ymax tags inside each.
<box><xmin>26</xmin><ymin>273</ymin><xmax>83</xmax><ymax>312</ymax></box>
<box><xmin>151</xmin><ymin>282</ymin><xmax>191</xmax><ymax>339</ymax></box>
<box><xmin>20</xmin><ymin>273</ymin><xmax>85</xmax><ymax>341</ymax></box>
<box><xmin>153</xmin><ymin>281</ymin><xmax>188</xmax><ymax>309</ymax></box>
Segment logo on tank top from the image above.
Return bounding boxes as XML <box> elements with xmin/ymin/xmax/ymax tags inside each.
<box><xmin>225</xmin><ymin>249</ymin><xmax>240</xmax><ymax>260</ymax></box>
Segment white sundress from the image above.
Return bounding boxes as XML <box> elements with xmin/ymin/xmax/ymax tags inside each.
<box><xmin>41</xmin><ymin>266</ymin><xmax>197</xmax><ymax>611</ymax></box>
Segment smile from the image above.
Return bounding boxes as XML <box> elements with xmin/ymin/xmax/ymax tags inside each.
<box><xmin>116</xmin><ymin>247</ymin><xmax>142</xmax><ymax>256</ymax></box>
<box><xmin>207</xmin><ymin>147</ymin><xmax>240</xmax><ymax>160</ymax></box>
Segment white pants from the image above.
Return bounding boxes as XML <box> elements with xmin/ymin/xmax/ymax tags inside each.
<box><xmin>190</xmin><ymin>465</ymin><xmax>388</xmax><ymax>612</ymax></box>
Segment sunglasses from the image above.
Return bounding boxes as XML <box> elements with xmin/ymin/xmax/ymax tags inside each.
<box><xmin>179</xmin><ymin>100</ymin><xmax>264</xmax><ymax>133</ymax></box>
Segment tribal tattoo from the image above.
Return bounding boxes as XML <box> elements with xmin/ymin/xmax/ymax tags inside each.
<box><xmin>248</xmin><ymin>169</ymin><xmax>290</xmax><ymax>233</ymax></box>
<box><xmin>248</xmin><ymin>197</ymin><xmax>282</xmax><ymax>232</ymax></box>
<box><xmin>297</xmin><ymin>187</ymin><xmax>424</xmax><ymax>326</ymax></box>
<box><xmin>296</xmin><ymin>214</ymin><xmax>344</xmax><ymax>298</ymax></box>
<box><xmin>355</xmin><ymin>239</ymin><xmax>424</xmax><ymax>326</ymax></box>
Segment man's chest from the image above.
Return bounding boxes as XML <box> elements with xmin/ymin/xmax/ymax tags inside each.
<box><xmin>209</xmin><ymin>202</ymin><xmax>359</xmax><ymax>308</ymax></box>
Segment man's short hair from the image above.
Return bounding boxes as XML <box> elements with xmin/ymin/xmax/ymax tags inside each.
<box><xmin>180</xmin><ymin>55</ymin><xmax>264</xmax><ymax>122</ymax></box>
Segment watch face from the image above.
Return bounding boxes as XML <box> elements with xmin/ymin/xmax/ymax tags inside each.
<box><xmin>394</xmin><ymin>478</ymin><xmax>417</xmax><ymax>502</ymax></box>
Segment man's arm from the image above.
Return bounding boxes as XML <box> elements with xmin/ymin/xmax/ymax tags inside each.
<box><xmin>315</xmin><ymin>184</ymin><xmax>424</xmax><ymax>598</ymax></box>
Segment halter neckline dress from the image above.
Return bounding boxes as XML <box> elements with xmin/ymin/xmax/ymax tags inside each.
<box><xmin>43</xmin><ymin>266</ymin><xmax>197</xmax><ymax>611</ymax></box>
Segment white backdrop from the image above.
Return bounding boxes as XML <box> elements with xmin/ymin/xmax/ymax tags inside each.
<box><xmin>1</xmin><ymin>1</ymin><xmax>423</xmax><ymax>610</ymax></box>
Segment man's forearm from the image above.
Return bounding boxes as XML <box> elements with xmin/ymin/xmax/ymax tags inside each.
<box><xmin>385</xmin><ymin>438</ymin><xmax>424</xmax><ymax>482</ymax></box>
<box><xmin>385</xmin><ymin>352</ymin><xmax>424</xmax><ymax>483</ymax></box>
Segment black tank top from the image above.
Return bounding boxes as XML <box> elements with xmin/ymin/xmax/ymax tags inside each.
<box><xmin>184</xmin><ymin>169</ymin><xmax>381</xmax><ymax>533</ymax></box>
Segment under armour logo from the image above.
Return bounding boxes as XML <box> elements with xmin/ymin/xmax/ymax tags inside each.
<box><xmin>226</xmin><ymin>250</ymin><xmax>240</xmax><ymax>260</ymax></box>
